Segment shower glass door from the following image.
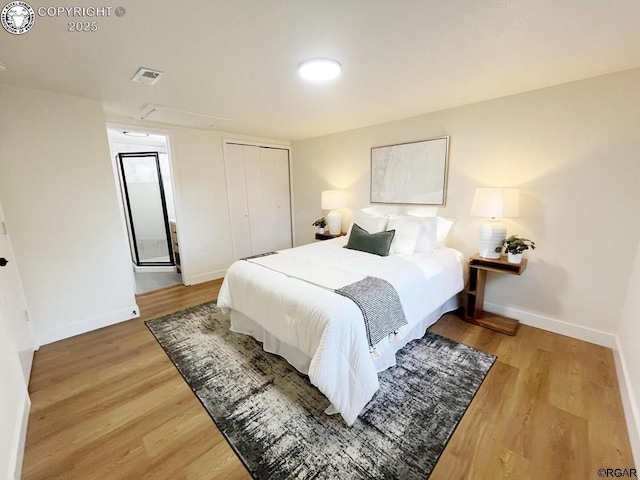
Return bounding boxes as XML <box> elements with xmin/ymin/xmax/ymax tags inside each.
<box><xmin>118</xmin><ymin>152</ymin><xmax>174</xmax><ymax>266</ymax></box>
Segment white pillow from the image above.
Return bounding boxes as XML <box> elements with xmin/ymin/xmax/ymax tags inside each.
<box><xmin>351</xmin><ymin>210</ymin><xmax>388</xmax><ymax>234</ymax></box>
<box><xmin>436</xmin><ymin>217</ymin><xmax>455</xmax><ymax>247</ymax></box>
<box><xmin>386</xmin><ymin>215</ymin><xmax>421</xmax><ymax>255</ymax></box>
<box><xmin>407</xmin><ymin>215</ymin><xmax>439</xmax><ymax>252</ymax></box>
<box><xmin>407</xmin><ymin>215</ymin><xmax>456</xmax><ymax>250</ymax></box>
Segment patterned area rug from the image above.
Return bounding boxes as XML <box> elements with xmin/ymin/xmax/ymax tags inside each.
<box><xmin>146</xmin><ymin>302</ymin><xmax>495</xmax><ymax>479</ymax></box>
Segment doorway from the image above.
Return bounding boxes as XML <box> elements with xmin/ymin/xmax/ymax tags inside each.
<box><xmin>107</xmin><ymin>128</ymin><xmax>183</xmax><ymax>294</ymax></box>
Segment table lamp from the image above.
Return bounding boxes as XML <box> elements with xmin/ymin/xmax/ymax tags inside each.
<box><xmin>470</xmin><ymin>188</ymin><xmax>519</xmax><ymax>259</ymax></box>
<box><xmin>321</xmin><ymin>190</ymin><xmax>346</xmax><ymax>235</ymax></box>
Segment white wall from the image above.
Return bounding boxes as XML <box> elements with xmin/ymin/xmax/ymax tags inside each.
<box><xmin>616</xmin><ymin>237</ymin><xmax>640</xmax><ymax>463</ymax></box>
<box><xmin>0</xmin><ymin>85</ymin><xmax>138</xmax><ymax>345</ymax></box>
<box><xmin>106</xmin><ymin>116</ymin><xmax>291</xmax><ymax>285</ymax></box>
<box><xmin>169</xmin><ymin>126</ymin><xmax>234</xmax><ymax>283</ymax></box>
<box><xmin>291</xmin><ymin>68</ymin><xmax>640</xmax><ymax>342</ymax></box>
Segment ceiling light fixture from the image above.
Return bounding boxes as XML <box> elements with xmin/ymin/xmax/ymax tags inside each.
<box><xmin>298</xmin><ymin>58</ymin><xmax>342</xmax><ymax>81</ymax></box>
<box><xmin>123</xmin><ymin>131</ymin><xmax>149</xmax><ymax>137</ymax></box>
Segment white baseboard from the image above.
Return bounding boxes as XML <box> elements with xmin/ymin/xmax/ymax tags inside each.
<box><xmin>132</xmin><ymin>264</ymin><xmax>176</xmax><ymax>273</ymax></box>
<box><xmin>613</xmin><ymin>337</ymin><xmax>640</xmax><ymax>467</ymax></box>
<box><xmin>8</xmin><ymin>391</ymin><xmax>30</xmax><ymax>480</ymax></box>
<box><xmin>37</xmin><ymin>304</ymin><xmax>140</xmax><ymax>346</ymax></box>
<box><xmin>184</xmin><ymin>269</ymin><xmax>227</xmax><ymax>286</ymax></box>
<box><xmin>483</xmin><ymin>302</ymin><xmax>616</xmax><ymax>347</ymax></box>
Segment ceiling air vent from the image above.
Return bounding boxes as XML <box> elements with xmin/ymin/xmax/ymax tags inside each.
<box><xmin>131</xmin><ymin>67</ymin><xmax>164</xmax><ymax>85</ymax></box>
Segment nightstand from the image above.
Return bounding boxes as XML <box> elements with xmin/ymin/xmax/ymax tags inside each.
<box><xmin>315</xmin><ymin>232</ymin><xmax>346</xmax><ymax>241</ymax></box>
<box><xmin>463</xmin><ymin>254</ymin><xmax>527</xmax><ymax>335</ymax></box>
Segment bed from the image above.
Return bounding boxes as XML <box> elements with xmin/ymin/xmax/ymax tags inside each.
<box><xmin>217</xmin><ymin>213</ymin><xmax>465</xmax><ymax>425</ymax></box>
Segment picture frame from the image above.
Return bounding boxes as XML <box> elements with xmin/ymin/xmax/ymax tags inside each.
<box><xmin>370</xmin><ymin>136</ymin><xmax>450</xmax><ymax>205</ymax></box>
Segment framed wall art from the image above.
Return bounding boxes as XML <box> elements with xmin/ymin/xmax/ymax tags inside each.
<box><xmin>370</xmin><ymin>136</ymin><xmax>450</xmax><ymax>205</ymax></box>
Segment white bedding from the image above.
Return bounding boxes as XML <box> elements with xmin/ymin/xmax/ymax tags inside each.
<box><xmin>217</xmin><ymin>237</ymin><xmax>464</xmax><ymax>425</ymax></box>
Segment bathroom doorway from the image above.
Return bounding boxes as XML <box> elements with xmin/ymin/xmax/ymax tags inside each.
<box><xmin>107</xmin><ymin>128</ymin><xmax>183</xmax><ymax>294</ymax></box>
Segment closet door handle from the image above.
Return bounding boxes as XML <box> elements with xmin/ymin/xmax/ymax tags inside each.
<box><xmin>0</xmin><ymin>257</ymin><xmax>8</xmax><ymax>267</ymax></box>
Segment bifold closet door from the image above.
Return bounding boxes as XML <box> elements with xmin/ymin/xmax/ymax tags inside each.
<box><xmin>225</xmin><ymin>144</ymin><xmax>292</xmax><ymax>259</ymax></box>
<box><xmin>244</xmin><ymin>147</ymin><xmax>292</xmax><ymax>255</ymax></box>
<box><xmin>226</xmin><ymin>144</ymin><xmax>253</xmax><ymax>259</ymax></box>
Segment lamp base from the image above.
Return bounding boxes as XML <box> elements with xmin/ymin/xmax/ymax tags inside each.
<box><xmin>478</xmin><ymin>220</ymin><xmax>506</xmax><ymax>259</ymax></box>
<box><xmin>327</xmin><ymin>210</ymin><xmax>342</xmax><ymax>235</ymax></box>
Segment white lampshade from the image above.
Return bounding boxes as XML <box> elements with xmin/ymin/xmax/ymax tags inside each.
<box><xmin>470</xmin><ymin>188</ymin><xmax>519</xmax><ymax>218</ymax></box>
<box><xmin>321</xmin><ymin>190</ymin><xmax>346</xmax><ymax>235</ymax></box>
<box><xmin>470</xmin><ymin>188</ymin><xmax>519</xmax><ymax>259</ymax></box>
<box><xmin>321</xmin><ymin>190</ymin><xmax>346</xmax><ymax>210</ymax></box>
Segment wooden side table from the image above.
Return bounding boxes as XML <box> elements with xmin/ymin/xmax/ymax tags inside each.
<box><xmin>315</xmin><ymin>232</ymin><xmax>345</xmax><ymax>241</ymax></box>
<box><xmin>463</xmin><ymin>254</ymin><xmax>527</xmax><ymax>335</ymax></box>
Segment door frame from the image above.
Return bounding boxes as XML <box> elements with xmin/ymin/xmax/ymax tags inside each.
<box><xmin>0</xmin><ymin>301</ymin><xmax>31</xmax><ymax>480</ymax></box>
<box><xmin>0</xmin><ymin>199</ymin><xmax>34</xmax><ymax>478</ymax></box>
<box><xmin>0</xmin><ymin>201</ymin><xmax>36</xmax><ymax>380</ymax></box>
<box><xmin>106</xmin><ymin>123</ymin><xmax>185</xmax><ymax>287</ymax></box>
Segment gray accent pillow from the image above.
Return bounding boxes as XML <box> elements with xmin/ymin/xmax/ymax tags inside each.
<box><xmin>345</xmin><ymin>223</ymin><xmax>396</xmax><ymax>257</ymax></box>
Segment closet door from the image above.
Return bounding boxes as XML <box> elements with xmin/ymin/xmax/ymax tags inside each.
<box><xmin>269</xmin><ymin>148</ymin><xmax>292</xmax><ymax>251</ymax></box>
<box><xmin>225</xmin><ymin>143</ymin><xmax>292</xmax><ymax>259</ymax></box>
<box><xmin>225</xmin><ymin>144</ymin><xmax>253</xmax><ymax>259</ymax></box>
<box><xmin>244</xmin><ymin>147</ymin><xmax>271</xmax><ymax>255</ymax></box>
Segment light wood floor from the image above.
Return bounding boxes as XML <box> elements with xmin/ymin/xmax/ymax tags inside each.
<box><xmin>22</xmin><ymin>281</ymin><xmax>634</xmax><ymax>479</ymax></box>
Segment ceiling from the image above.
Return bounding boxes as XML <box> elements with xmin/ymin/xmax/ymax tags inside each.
<box><xmin>2</xmin><ymin>0</ymin><xmax>640</xmax><ymax>141</ymax></box>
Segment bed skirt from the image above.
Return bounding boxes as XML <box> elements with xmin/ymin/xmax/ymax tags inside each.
<box><xmin>229</xmin><ymin>295</ymin><xmax>460</xmax><ymax>377</ymax></box>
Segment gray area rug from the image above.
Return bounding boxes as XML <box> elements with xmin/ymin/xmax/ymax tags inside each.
<box><xmin>146</xmin><ymin>302</ymin><xmax>495</xmax><ymax>479</ymax></box>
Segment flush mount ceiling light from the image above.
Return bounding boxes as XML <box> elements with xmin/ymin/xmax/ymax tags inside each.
<box><xmin>298</xmin><ymin>58</ymin><xmax>342</xmax><ymax>81</ymax></box>
<box><xmin>123</xmin><ymin>131</ymin><xmax>149</xmax><ymax>137</ymax></box>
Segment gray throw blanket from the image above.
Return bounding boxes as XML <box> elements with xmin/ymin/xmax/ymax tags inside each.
<box><xmin>240</xmin><ymin>252</ymin><xmax>278</xmax><ymax>261</ymax></box>
<box><xmin>335</xmin><ymin>276</ymin><xmax>408</xmax><ymax>348</ymax></box>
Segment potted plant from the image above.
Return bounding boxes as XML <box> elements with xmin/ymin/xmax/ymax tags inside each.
<box><xmin>312</xmin><ymin>217</ymin><xmax>327</xmax><ymax>234</ymax></box>
<box><xmin>497</xmin><ymin>235</ymin><xmax>536</xmax><ymax>264</ymax></box>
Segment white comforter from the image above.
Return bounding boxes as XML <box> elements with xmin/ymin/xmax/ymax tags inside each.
<box><xmin>217</xmin><ymin>237</ymin><xmax>464</xmax><ymax>425</ymax></box>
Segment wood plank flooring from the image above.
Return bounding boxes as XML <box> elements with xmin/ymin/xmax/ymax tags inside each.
<box><xmin>22</xmin><ymin>281</ymin><xmax>635</xmax><ymax>479</ymax></box>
